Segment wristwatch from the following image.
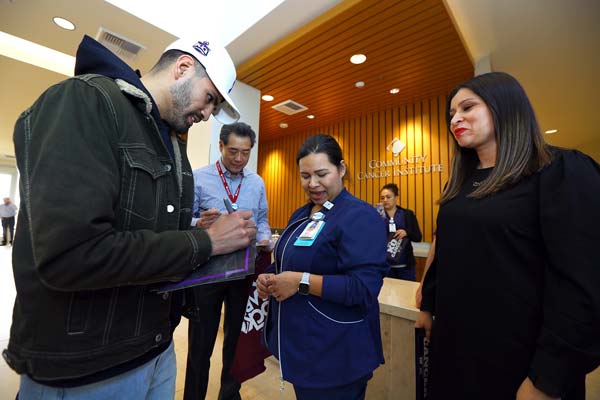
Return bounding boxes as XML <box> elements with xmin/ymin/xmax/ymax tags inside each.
<box><xmin>298</xmin><ymin>272</ymin><xmax>310</xmax><ymax>295</ymax></box>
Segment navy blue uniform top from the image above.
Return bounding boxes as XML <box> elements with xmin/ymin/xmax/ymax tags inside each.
<box><xmin>264</xmin><ymin>188</ymin><xmax>388</xmax><ymax>388</ymax></box>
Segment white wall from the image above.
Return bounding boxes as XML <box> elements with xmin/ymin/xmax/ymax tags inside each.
<box><xmin>0</xmin><ymin>165</ymin><xmax>19</xmax><ymax>207</ymax></box>
<box><xmin>186</xmin><ymin>118</ymin><xmax>213</xmax><ymax>170</ymax></box>
<box><xmin>209</xmin><ymin>81</ymin><xmax>261</xmax><ymax>172</ymax></box>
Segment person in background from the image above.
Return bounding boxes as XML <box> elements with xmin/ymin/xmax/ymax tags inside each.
<box><xmin>416</xmin><ymin>72</ymin><xmax>600</xmax><ymax>400</ymax></box>
<box><xmin>4</xmin><ymin>35</ymin><xmax>256</xmax><ymax>399</ymax></box>
<box><xmin>184</xmin><ymin>122</ymin><xmax>271</xmax><ymax>400</ymax></box>
<box><xmin>257</xmin><ymin>134</ymin><xmax>387</xmax><ymax>400</ymax></box>
<box><xmin>0</xmin><ymin>197</ymin><xmax>17</xmax><ymax>246</ymax></box>
<box><xmin>379</xmin><ymin>183</ymin><xmax>422</xmax><ymax>281</ymax></box>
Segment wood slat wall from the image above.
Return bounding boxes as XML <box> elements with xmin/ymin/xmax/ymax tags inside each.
<box><xmin>239</xmin><ymin>0</ymin><xmax>473</xmax><ymax>142</ymax></box>
<box><xmin>258</xmin><ymin>94</ymin><xmax>451</xmax><ymax>242</ymax></box>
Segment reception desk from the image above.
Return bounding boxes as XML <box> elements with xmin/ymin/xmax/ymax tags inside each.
<box><xmin>366</xmin><ymin>278</ymin><xmax>421</xmax><ymax>399</ymax></box>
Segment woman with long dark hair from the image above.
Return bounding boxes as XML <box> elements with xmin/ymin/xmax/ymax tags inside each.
<box><xmin>416</xmin><ymin>72</ymin><xmax>600</xmax><ymax>400</ymax></box>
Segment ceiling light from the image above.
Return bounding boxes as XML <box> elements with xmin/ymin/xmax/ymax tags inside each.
<box><xmin>389</xmin><ymin>88</ymin><xmax>400</xmax><ymax>94</ymax></box>
<box><xmin>53</xmin><ymin>17</ymin><xmax>76</xmax><ymax>31</ymax></box>
<box><xmin>350</xmin><ymin>54</ymin><xmax>366</xmax><ymax>64</ymax></box>
<box><xmin>544</xmin><ymin>129</ymin><xmax>558</xmax><ymax>134</ymax></box>
<box><xmin>355</xmin><ymin>81</ymin><xmax>365</xmax><ymax>88</ymax></box>
<box><xmin>0</xmin><ymin>31</ymin><xmax>75</xmax><ymax>76</ymax></box>
<box><xmin>262</xmin><ymin>95</ymin><xmax>274</xmax><ymax>101</ymax></box>
<box><xmin>307</xmin><ymin>115</ymin><xmax>315</xmax><ymax>119</ymax></box>
<box><xmin>279</xmin><ymin>123</ymin><xmax>288</xmax><ymax>128</ymax></box>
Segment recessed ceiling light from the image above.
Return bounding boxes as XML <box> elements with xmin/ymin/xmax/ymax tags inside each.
<box><xmin>544</xmin><ymin>129</ymin><xmax>559</xmax><ymax>134</ymax></box>
<box><xmin>350</xmin><ymin>54</ymin><xmax>366</xmax><ymax>64</ymax></box>
<box><xmin>279</xmin><ymin>123</ymin><xmax>288</xmax><ymax>129</ymax></box>
<box><xmin>262</xmin><ymin>95</ymin><xmax>274</xmax><ymax>101</ymax></box>
<box><xmin>355</xmin><ymin>81</ymin><xmax>365</xmax><ymax>88</ymax></box>
<box><xmin>53</xmin><ymin>17</ymin><xmax>76</xmax><ymax>31</ymax></box>
<box><xmin>389</xmin><ymin>88</ymin><xmax>400</xmax><ymax>94</ymax></box>
<box><xmin>307</xmin><ymin>115</ymin><xmax>315</xmax><ymax>119</ymax></box>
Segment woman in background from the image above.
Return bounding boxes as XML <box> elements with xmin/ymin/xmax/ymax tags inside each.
<box><xmin>257</xmin><ymin>134</ymin><xmax>387</xmax><ymax>400</ymax></box>
<box><xmin>379</xmin><ymin>183</ymin><xmax>422</xmax><ymax>281</ymax></box>
<box><xmin>416</xmin><ymin>72</ymin><xmax>600</xmax><ymax>400</ymax></box>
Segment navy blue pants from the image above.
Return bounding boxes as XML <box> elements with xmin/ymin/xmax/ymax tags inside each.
<box><xmin>387</xmin><ymin>265</ymin><xmax>416</xmax><ymax>281</ymax></box>
<box><xmin>293</xmin><ymin>373</ymin><xmax>371</xmax><ymax>400</ymax></box>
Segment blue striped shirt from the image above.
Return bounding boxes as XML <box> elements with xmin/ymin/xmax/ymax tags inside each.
<box><xmin>191</xmin><ymin>162</ymin><xmax>271</xmax><ymax>242</ymax></box>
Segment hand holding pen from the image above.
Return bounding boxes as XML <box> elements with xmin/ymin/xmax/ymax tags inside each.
<box><xmin>204</xmin><ymin>198</ymin><xmax>257</xmax><ymax>256</ymax></box>
<box><xmin>195</xmin><ymin>207</ymin><xmax>221</xmax><ymax>229</ymax></box>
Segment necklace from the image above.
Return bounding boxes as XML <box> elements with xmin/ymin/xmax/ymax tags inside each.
<box><xmin>472</xmin><ymin>167</ymin><xmax>493</xmax><ymax>187</ymax></box>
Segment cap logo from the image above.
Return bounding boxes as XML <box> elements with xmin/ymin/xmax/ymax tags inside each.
<box><xmin>192</xmin><ymin>41</ymin><xmax>210</xmax><ymax>56</ymax></box>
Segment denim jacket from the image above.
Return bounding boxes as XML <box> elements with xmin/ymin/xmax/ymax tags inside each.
<box><xmin>3</xmin><ymin>74</ymin><xmax>212</xmax><ymax>381</ymax></box>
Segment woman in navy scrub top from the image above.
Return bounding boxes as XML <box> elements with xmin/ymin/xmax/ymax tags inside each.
<box><xmin>416</xmin><ymin>72</ymin><xmax>600</xmax><ymax>400</ymax></box>
<box><xmin>257</xmin><ymin>134</ymin><xmax>387</xmax><ymax>400</ymax></box>
<box><xmin>379</xmin><ymin>182</ymin><xmax>422</xmax><ymax>281</ymax></box>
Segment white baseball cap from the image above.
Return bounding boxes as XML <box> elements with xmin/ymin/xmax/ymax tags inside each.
<box><xmin>165</xmin><ymin>38</ymin><xmax>240</xmax><ymax>124</ymax></box>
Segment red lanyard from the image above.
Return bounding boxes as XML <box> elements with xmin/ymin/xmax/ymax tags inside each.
<box><xmin>216</xmin><ymin>160</ymin><xmax>243</xmax><ymax>203</ymax></box>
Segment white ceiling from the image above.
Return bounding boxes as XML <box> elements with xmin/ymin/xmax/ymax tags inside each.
<box><xmin>0</xmin><ymin>0</ymin><xmax>341</xmax><ymax>164</ymax></box>
<box><xmin>446</xmin><ymin>0</ymin><xmax>600</xmax><ymax>161</ymax></box>
<box><xmin>1</xmin><ymin>0</ymin><xmax>599</xmax><ymax>165</ymax></box>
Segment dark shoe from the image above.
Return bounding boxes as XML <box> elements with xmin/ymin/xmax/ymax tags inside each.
<box><xmin>0</xmin><ymin>243</ymin><xmax>6</xmax><ymax>246</ymax></box>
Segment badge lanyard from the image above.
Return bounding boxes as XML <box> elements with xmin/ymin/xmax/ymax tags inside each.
<box><xmin>216</xmin><ymin>160</ymin><xmax>243</xmax><ymax>210</ymax></box>
<box><xmin>389</xmin><ymin>217</ymin><xmax>396</xmax><ymax>232</ymax></box>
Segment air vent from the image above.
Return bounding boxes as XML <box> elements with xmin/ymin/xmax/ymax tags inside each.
<box><xmin>96</xmin><ymin>27</ymin><xmax>145</xmax><ymax>62</ymax></box>
<box><xmin>272</xmin><ymin>99</ymin><xmax>308</xmax><ymax>115</ymax></box>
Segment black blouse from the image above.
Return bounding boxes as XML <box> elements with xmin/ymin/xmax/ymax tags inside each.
<box><xmin>421</xmin><ymin>148</ymin><xmax>600</xmax><ymax>398</ymax></box>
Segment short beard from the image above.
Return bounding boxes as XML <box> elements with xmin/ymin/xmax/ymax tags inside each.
<box><xmin>167</xmin><ymin>78</ymin><xmax>194</xmax><ymax>133</ymax></box>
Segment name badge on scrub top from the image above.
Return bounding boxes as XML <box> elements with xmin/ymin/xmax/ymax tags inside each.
<box><xmin>294</xmin><ymin>220</ymin><xmax>325</xmax><ymax>246</ymax></box>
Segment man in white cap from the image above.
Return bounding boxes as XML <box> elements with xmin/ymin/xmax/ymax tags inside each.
<box><xmin>5</xmin><ymin>34</ymin><xmax>255</xmax><ymax>399</ymax></box>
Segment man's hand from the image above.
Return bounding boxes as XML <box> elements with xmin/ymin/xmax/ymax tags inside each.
<box><xmin>206</xmin><ymin>210</ymin><xmax>257</xmax><ymax>256</ymax></box>
<box><xmin>196</xmin><ymin>208</ymin><xmax>221</xmax><ymax>229</ymax></box>
<box><xmin>256</xmin><ymin>239</ymin><xmax>273</xmax><ymax>253</ymax></box>
<box><xmin>516</xmin><ymin>378</ymin><xmax>560</xmax><ymax>400</ymax></box>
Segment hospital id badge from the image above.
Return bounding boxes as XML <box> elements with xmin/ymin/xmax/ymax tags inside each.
<box><xmin>294</xmin><ymin>221</ymin><xmax>325</xmax><ymax>246</ymax></box>
<box><xmin>389</xmin><ymin>220</ymin><xmax>396</xmax><ymax>233</ymax></box>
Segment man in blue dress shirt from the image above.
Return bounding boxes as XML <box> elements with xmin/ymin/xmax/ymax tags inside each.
<box><xmin>184</xmin><ymin>122</ymin><xmax>271</xmax><ymax>400</ymax></box>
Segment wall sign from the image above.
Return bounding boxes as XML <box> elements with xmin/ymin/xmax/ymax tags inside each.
<box><xmin>357</xmin><ymin>138</ymin><xmax>444</xmax><ymax>180</ymax></box>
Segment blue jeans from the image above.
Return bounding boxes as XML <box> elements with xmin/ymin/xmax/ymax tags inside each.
<box><xmin>18</xmin><ymin>340</ymin><xmax>176</xmax><ymax>400</ymax></box>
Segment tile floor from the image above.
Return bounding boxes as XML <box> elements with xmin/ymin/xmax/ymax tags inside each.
<box><xmin>1</xmin><ymin>245</ymin><xmax>598</xmax><ymax>399</ymax></box>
